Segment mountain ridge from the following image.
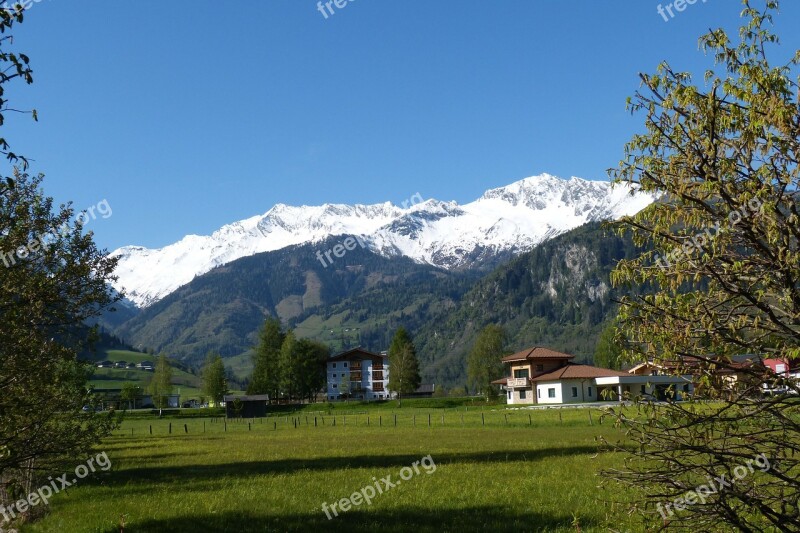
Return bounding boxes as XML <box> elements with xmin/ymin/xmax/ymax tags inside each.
<box><xmin>111</xmin><ymin>174</ymin><xmax>653</xmax><ymax>308</ymax></box>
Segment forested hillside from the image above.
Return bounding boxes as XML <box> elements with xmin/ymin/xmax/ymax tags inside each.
<box><xmin>414</xmin><ymin>222</ymin><xmax>645</xmax><ymax>387</ymax></box>
<box><xmin>113</xmin><ymin>236</ymin><xmax>479</xmax><ymax>366</ymax></box>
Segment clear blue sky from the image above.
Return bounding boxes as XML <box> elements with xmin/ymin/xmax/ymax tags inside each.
<box><xmin>6</xmin><ymin>0</ymin><xmax>800</xmax><ymax>250</ymax></box>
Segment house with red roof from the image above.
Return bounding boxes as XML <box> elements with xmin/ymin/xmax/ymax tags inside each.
<box><xmin>493</xmin><ymin>347</ymin><xmax>694</xmax><ymax>405</ymax></box>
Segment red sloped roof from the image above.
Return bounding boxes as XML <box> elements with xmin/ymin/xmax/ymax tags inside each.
<box><xmin>501</xmin><ymin>347</ymin><xmax>575</xmax><ymax>362</ymax></box>
<box><xmin>531</xmin><ymin>364</ymin><xmax>629</xmax><ymax>382</ymax></box>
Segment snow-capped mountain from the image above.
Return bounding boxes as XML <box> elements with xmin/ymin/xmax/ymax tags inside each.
<box><xmin>111</xmin><ymin>174</ymin><xmax>654</xmax><ymax>308</ymax></box>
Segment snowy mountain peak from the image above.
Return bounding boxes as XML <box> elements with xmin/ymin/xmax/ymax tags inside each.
<box><xmin>111</xmin><ymin>174</ymin><xmax>654</xmax><ymax>308</ymax></box>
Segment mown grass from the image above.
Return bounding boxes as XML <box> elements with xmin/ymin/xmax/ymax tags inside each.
<box><xmin>23</xmin><ymin>407</ymin><xmax>642</xmax><ymax>533</ymax></box>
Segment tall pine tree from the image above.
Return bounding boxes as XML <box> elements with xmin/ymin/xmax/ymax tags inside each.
<box><xmin>467</xmin><ymin>324</ymin><xmax>507</xmax><ymax>400</ymax></box>
<box><xmin>387</xmin><ymin>327</ymin><xmax>421</xmax><ymax>406</ymax></box>
<box><xmin>248</xmin><ymin>317</ymin><xmax>284</xmax><ymax>399</ymax></box>
<box><xmin>201</xmin><ymin>352</ymin><xmax>227</xmax><ymax>406</ymax></box>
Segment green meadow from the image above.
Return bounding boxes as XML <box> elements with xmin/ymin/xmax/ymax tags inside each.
<box><xmin>21</xmin><ymin>405</ymin><xmax>646</xmax><ymax>533</ymax></box>
<box><xmin>86</xmin><ymin>350</ymin><xmax>205</xmax><ymax>400</ymax></box>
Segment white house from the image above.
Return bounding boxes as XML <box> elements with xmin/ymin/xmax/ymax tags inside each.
<box><xmin>326</xmin><ymin>348</ymin><xmax>392</xmax><ymax>401</ymax></box>
<box><xmin>494</xmin><ymin>347</ymin><xmax>694</xmax><ymax>405</ymax></box>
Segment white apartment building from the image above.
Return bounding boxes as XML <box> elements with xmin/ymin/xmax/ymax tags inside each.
<box><xmin>326</xmin><ymin>348</ymin><xmax>392</xmax><ymax>401</ymax></box>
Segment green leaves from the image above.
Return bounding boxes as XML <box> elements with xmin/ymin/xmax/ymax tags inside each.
<box><xmin>606</xmin><ymin>2</ymin><xmax>800</xmax><ymax>529</ymax></box>
<box><xmin>467</xmin><ymin>324</ymin><xmax>507</xmax><ymax>397</ymax></box>
<box><xmin>149</xmin><ymin>354</ymin><xmax>174</xmax><ymax>408</ymax></box>
<box><xmin>1</xmin><ymin>171</ymin><xmax>120</xmax><ymax>492</ymax></box>
<box><xmin>201</xmin><ymin>352</ymin><xmax>227</xmax><ymax>405</ymax></box>
<box><xmin>388</xmin><ymin>327</ymin><xmax>421</xmax><ymax>403</ymax></box>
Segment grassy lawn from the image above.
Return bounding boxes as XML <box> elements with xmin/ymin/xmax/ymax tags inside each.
<box><xmin>22</xmin><ymin>406</ymin><xmax>642</xmax><ymax>533</ymax></box>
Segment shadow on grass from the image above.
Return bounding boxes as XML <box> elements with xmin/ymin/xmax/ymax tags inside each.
<box><xmin>105</xmin><ymin>506</ymin><xmax>595</xmax><ymax>533</ymax></box>
<box><xmin>107</xmin><ymin>446</ymin><xmax>614</xmax><ymax>486</ymax></box>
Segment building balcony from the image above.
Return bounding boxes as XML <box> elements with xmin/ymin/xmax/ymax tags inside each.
<box><xmin>506</xmin><ymin>377</ymin><xmax>530</xmax><ymax>389</ymax></box>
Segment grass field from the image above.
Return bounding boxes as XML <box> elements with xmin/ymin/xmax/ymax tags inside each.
<box><xmin>21</xmin><ymin>405</ymin><xmax>645</xmax><ymax>533</ymax></box>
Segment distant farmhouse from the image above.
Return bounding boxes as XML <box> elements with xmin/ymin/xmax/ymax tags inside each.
<box><xmin>90</xmin><ymin>388</ymin><xmax>181</xmax><ymax>410</ymax></box>
<box><xmin>493</xmin><ymin>347</ymin><xmax>694</xmax><ymax>405</ymax></box>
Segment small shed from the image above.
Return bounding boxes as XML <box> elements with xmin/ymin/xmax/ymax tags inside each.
<box><xmin>224</xmin><ymin>394</ymin><xmax>270</xmax><ymax>418</ymax></box>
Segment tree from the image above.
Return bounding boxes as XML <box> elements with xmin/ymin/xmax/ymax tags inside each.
<box><xmin>338</xmin><ymin>375</ymin><xmax>350</xmax><ymax>400</ymax></box>
<box><xmin>467</xmin><ymin>324</ymin><xmax>507</xmax><ymax>400</ymax></box>
<box><xmin>149</xmin><ymin>354</ymin><xmax>174</xmax><ymax>412</ymax></box>
<box><xmin>387</xmin><ymin>328</ymin><xmax>421</xmax><ymax>407</ymax></box>
<box><xmin>0</xmin><ymin>176</ymin><xmax>120</xmax><ymax>498</ymax></box>
<box><xmin>201</xmin><ymin>352</ymin><xmax>227</xmax><ymax>407</ymax></box>
<box><xmin>0</xmin><ymin>8</ymin><xmax>35</xmax><ymax>195</ymax></box>
<box><xmin>0</xmin><ymin>12</ymin><xmax>121</xmax><ymax>519</ymax></box>
<box><xmin>119</xmin><ymin>383</ymin><xmax>142</xmax><ymax>410</ymax></box>
<box><xmin>248</xmin><ymin>316</ymin><xmax>284</xmax><ymax>399</ymax></box>
<box><xmin>277</xmin><ymin>330</ymin><xmax>300</xmax><ymax>401</ymax></box>
<box><xmin>296</xmin><ymin>339</ymin><xmax>329</xmax><ymax>403</ymax></box>
<box><xmin>593</xmin><ymin>319</ymin><xmax>623</xmax><ymax>370</ymax></box>
<box><xmin>606</xmin><ymin>2</ymin><xmax>800</xmax><ymax>530</ymax></box>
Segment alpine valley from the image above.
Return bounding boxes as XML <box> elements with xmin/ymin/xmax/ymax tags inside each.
<box><xmin>106</xmin><ymin>174</ymin><xmax>654</xmax><ymax>387</ymax></box>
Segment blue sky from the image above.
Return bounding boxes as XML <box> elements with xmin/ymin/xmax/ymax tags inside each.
<box><xmin>6</xmin><ymin>0</ymin><xmax>800</xmax><ymax>250</ymax></box>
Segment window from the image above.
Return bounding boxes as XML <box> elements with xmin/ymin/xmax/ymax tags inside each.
<box><xmin>587</xmin><ymin>387</ymin><xmax>593</xmax><ymax>397</ymax></box>
<box><xmin>641</xmin><ymin>385</ymin><xmax>646</xmax><ymax>394</ymax></box>
<box><xmin>548</xmin><ymin>388</ymin><xmax>556</xmax><ymax>398</ymax></box>
<box><xmin>332</xmin><ymin>384</ymin><xmax>337</xmax><ymax>389</ymax></box>
<box><xmin>519</xmin><ymin>390</ymin><xmax>527</xmax><ymax>400</ymax></box>
<box><xmin>332</xmin><ymin>373</ymin><xmax>336</xmax><ymax>378</ymax></box>
<box><xmin>344</xmin><ymin>362</ymin><xmax>348</xmax><ymax>368</ymax></box>
<box><xmin>329</xmin><ymin>396</ymin><xmax>334</xmax><ymax>400</ymax></box>
<box><xmin>332</xmin><ymin>363</ymin><xmax>336</xmax><ymax>368</ymax></box>
<box><xmin>683</xmin><ymin>384</ymin><xmax>690</xmax><ymax>392</ymax></box>
<box><xmin>537</xmin><ymin>389</ymin><xmax>541</xmax><ymax>398</ymax></box>
<box><xmin>535</xmin><ymin>364</ymin><xmax>544</xmax><ymax>372</ymax></box>
<box><xmin>571</xmin><ymin>386</ymin><xmax>578</xmax><ymax>398</ymax></box>
<box><xmin>507</xmin><ymin>391</ymin><xmax>511</xmax><ymax>400</ymax></box>
<box><xmin>514</xmin><ymin>369</ymin><xmax>529</xmax><ymax>379</ymax></box>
